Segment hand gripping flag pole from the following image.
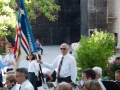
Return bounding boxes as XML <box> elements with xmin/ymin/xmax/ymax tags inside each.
<box><xmin>14</xmin><ymin>0</ymin><xmax>36</xmax><ymax>69</ymax></box>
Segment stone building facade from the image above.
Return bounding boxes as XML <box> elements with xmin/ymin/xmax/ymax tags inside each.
<box><xmin>107</xmin><ymin>0</ymin><xmax>120</xmax><ymax>50</ymax></box>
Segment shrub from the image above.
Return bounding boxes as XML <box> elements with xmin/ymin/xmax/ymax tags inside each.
<box><xmin>107</xmin><ymin>58</ymin><xmax>120</xmax><ymax>79</ymax></box>
<box><xmin>75</xmin><ymin>30</ymin><xmax>116</xmax><ymax>78</ymax></box>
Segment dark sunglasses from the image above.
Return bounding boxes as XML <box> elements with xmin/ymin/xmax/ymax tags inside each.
<box><xmin>60</xmin><ymin>48</ymin><xmax>66</xmax><ymax>50</ymax></box>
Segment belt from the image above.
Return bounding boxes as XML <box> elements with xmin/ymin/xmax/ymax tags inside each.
<box><xmin>7</xmin><ymin>68</ymin><xmax>13</xmax><ymax>69</ymax></box>
<box><xmin>57</xmin><ymin>76</ymin><xmax>72</xmax><ymax>83</ymax></box>
<box><xmin>28</xmin><ymin>72</ymin><xmax>34</xmax><ymax>73</ymax></box>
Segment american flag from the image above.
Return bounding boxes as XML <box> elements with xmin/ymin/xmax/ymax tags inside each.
<box><xmin>14</xmin><ymin>0</ymin><xmax>36</xmax><ymax>67</ymax></box>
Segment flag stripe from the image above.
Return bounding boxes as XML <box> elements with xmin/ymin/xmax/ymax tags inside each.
<box><xmin>14</xmin><ymin>0</ymin><xmax>36</xmax><ymax>65</ymax></box>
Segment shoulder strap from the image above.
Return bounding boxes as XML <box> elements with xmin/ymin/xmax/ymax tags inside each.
<box><xmin>9</xmin><ymin>54</ymin><xmax>13</xmax><ymax>62</ymax></box>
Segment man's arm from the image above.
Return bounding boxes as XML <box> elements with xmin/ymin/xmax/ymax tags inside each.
<box><xmin>70</xmin><ymin>57</ymin><xmax>77</xmax><ymax>83</ymax></box>
<box><xmin>3</xmin><ymin>55</ymin><xmax>7</xmax><ymax>63</ymax></box>
<box><xmin>0</xmin><ymin>60</ymin><xmax>9</xmax><ymax>69</ymax></box>
<box><xmin>37</xmin><ymin>56</ymin><xmax>59</xmax><ymax>70</ymax></box>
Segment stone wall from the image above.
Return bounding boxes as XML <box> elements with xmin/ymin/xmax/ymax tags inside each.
<box><xmin>107</xmin><ymin>0</ymin><xmax>120</xmax><ymax>50</ymax></box>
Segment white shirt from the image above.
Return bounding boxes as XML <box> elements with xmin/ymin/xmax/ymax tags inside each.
<box><xmin>42</xmin><ymin>68</ymin><xmax>54</xmax><ymax>77</ymax></box>
<box><xmin>10</xmin><ymin>84</ymin><xmax>20</xmax><ymax>90</ymax></box>
<box><xmin>20</xmin><ymin>80</ymin><xmax>34</xmax><ymax>90</ymax></box>
<box><xmin>5</xmin><ymin>84</ymin><xmax>20</xmax><ymax>90</ymax></box>
<box><xmin>28</xmin><ymin>60</ymin><xmax>39</xmax><ymax>77</ymax></box>
<box><xmin>4</xmin><ymin>53</ymin><xmax>14</xmax><ymax>69</ymax></box>
<box><xmin>98</xmin><ymin>78</ymin><xmax>106</xmax><ymax>90</ymax></box>
<box><xmin>0</xmin><ymin>55</ymin><xmax>3</xmax><ymax>61</ymax></box>
<box><xmin>42</xmin><ymin>53</ymin><xmax>77</xmax><ymax>82</ymax></box>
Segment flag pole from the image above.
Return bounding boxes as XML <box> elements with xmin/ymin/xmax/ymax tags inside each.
<box><xmin>14</xmin><ymin>0</ymin><xmax>37</xmax><ymax>69</ymax></box>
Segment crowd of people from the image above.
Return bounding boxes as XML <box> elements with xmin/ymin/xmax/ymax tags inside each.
<box><xmin>0</xmin><ymin>42</ymin><xmax>120</xmax><ymax>90</ymax></box>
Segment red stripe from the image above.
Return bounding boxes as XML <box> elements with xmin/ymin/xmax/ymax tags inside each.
<box><xmin>14</xmin><ymin>27</ymin><xmax>19</xmax><ymax>54</ymax></box>
<box><xmin>21</xmin><ymin>33</ymin><xmax>29</xmax><ymax>51</ymax></box>
<box><xmin>14</xmin><ymin>38</ymin><xmax>18</xmax><ymax>54</ymax></box>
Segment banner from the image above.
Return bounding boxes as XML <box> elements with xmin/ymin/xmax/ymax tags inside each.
<box><xmin>14</xmin><ymin>0</ymin><xmax>36</xmax><ymax>68</ymax></box>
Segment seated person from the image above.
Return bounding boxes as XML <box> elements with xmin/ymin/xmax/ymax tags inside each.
<box><xmin>56</xmin><ymin>82</ymin><xmax>72</xmax><ymax>90</ymax></box>
<box><xmin>92</xmin><ymin>66</ymin><xmax>106</xmax><ymax>90</ymax></box>
<box><xmin>78</xmin><ymin>68</ymin><xmax>96</xmax><ymax>90</ymax></box>
<box><xmin>35</xmin><ymin>39</ymin><xmax>43</xmax><ymax>55</ymax></box>
<box><xmin>42</xmin><ymin>68</ymin><xmax>56</xmax><ymax>82</ymax></box>
<box><xmin>34</xmin><ymin>54</ymin><xmax>56</xmax><ymax>82</ymax></box>
<box><xmin>4</xmin><ymin>75</ymin><xmax>20</xmax><ymax>90</ymax></box>
<box><xmin>115</xmin><ymin>70</ymin><xmax>120</xmax><ymax>82</ymax></box>
<box><xmin>115</xmin><ymin>70</ymin><xmax>120</xmax><ymax>89</ymax></box>
<box><xmin>84</xmin><ymin>80</ymin><xmax>102</xmax><ymax>90</ymax></box>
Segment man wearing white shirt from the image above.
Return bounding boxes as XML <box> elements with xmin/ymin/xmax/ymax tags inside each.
<box><xmin>4</xmin><ymin>46</ymin><xmax>14</xmax><ymax>72</ymax></box>
<box><xmin>38</xmin><ymin>43</ymin><xmax>77</xmax><ymax>83</ymax></box>
<box><xmin>92</xmin><ymin>66</ymin><xmax>106</xmax><ymax>90</ymax></box>
<box><xmin>15</xmin><ymin>68</ymin><xmax>34</xmax><ymax>90</ymax></box>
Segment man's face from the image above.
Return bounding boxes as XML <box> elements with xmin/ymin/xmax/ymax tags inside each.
<box><xmin>82</xmin><ymin>73</ymin><xmax>92</xmax><ymax>82</ymax></box>
<box><xmin>82</xmin><ymin>73</ymin><xmax>88</xmax><ymax>82</ymax></box>
<box><xmin>95</xmin><ymin>72</ymin><xmax>101</xmax><ymax>79</ymax></box>
<box><xmin>15</xmin><ymin>72</ymin><xmax>24</xmax><ymax>84</ymax></box>
<box><xmin>115</xmin><ymin>73</ymin><xmax>120</xmax><ymax>81</ymax></box>
<box><xmin>60</xmin><ymin>45</ymin><xmax>68</xmax><ymax>56</ymax></box>
<box><xmin>8</xmin><ymin>49</ymin><xmax>13</xmax><ymax>54</ymax></box>
<box><xmin>6</xmin><ymin>80</ymin><xmax>13</xmax><ymax>88</ymax></box>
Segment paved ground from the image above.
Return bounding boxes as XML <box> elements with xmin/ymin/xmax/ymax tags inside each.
<box><xmin>19</xmin><ymin>45</ymin><xmax>74</xmax><ymax>68</ymax></box>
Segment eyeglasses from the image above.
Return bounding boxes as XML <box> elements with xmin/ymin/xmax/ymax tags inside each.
<box><xmin>60</xmin><ymin>48</ymin><xmax>66</xmax><ymax>50</ymax></box>
<box><xmin>16</xmin><ymin>75</ymin><xmax>21</xmax><ymax>77</ymax></box>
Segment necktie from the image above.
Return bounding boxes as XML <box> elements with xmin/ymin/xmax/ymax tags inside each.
<box><xmin>58</xmin><ymin>57</ymin><xmax>64</xmax><ymax>77</ymax></box>
<box><xmin>19</xmin><ymin>86</ymin><xmax>21</xmax><ymax>90</ymax></box>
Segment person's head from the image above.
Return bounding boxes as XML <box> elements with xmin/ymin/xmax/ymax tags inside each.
<box><xmin>26</xmin><ymin>54</ymin><xmax>36</xmax><ymax>61</ymax></box>
<box><xmin>84</xmin><ymin>80</ymin><xmax>102</xmax><ymax>90</ymax></box>
<box><xmin>56</xmin><ymin>82</ymin><xmax>72</xmax><ymax>90</ymax></box>
<box><xmin>60</xmin><ymin>43</ymin><xmax>69</xmax><ymax>56</ymax></box>
<box><xmin>115</xmin><ymin>70</ymin><xmax>120</xmax><ymax>81</ymax></box>
<box><xmin>82</xmin><ymin>68</ymin><xmax>96</xmax><ymax>82</ymax></box>
<box><xmin>8</xmin><ymin>46</ymin><xmax>13</xmax><ymax>54</ymax></box>
<box><xmin>92</xmin><ymin>66</ymin><xmax>102</xmax><ymax>79</ymax></box>
<box><xmin>0</xmin><ymin>88</ymin><xmax>6</xmax><ymax>90</ymax></box>
<box><xmin>6</xmin><ymin>75</ymin><xmax>16</xmax><ymax>88</ymax></box>
<box><xmin>36</xmin><ymin>39</ymin><xmax>39</xmax><ymax>42</ymax></box>
<box><xmin>115</xmin><ymin>57</ymin><xmax>120</xmax><ymax>60</ymax></box>
<box><xmin>15</xmin><ymin>68</ymin><xmax>28</xmax><ymax>84</ymax></box>
<box><xmin>6</xmin><ymin>71</ymin><xmax>15</xmax><ymax>76</ymax></box>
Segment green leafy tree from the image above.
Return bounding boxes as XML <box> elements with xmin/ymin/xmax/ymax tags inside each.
<box><xmin>24</xmin><ymin>0</ymin><xmax>60</xmax><ymax>21</ymax></box>
<box><xmin>0</xmin><ymin>0</ymin><xmax>60</xmax><ymax>37</ymax></box>
<box><xmin>0</xmin><ymin>0</ymin><xmax>17</xmax><ymax>37</ymax></box>
<box><xmin>75</xmin><ymin>30</ymin><xmax>116</xmax><ymax>77</ymax></box>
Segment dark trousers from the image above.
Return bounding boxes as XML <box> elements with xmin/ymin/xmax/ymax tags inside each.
<box><xmin>39</xmin><ymin>48</ymin><xmax>43</xmax><ymax>55</ymax></box>
<box><xmin>57</xmin><ymin>76</ymin><xmax>72</xmax><ymax>83</ymax></box>
<box><xmin>46</xmin><ymin>70</ymin><xmax>56</xmax><ymax>82</ymax></box>
<box><xmin>6</xmin><ymin>68</ymin><xmax>13</xmax><ymax>72</ymax></box>
<box><xmin>28</xmin><ymin>72</ymin><xmax>37</xmax><ymax>90</ymax></box>
<box><xmin>37</xmin><ymin>48</ymin><xmax>43</xmax><ymax>55</ymax></box>
<box><xmin>0</xmin><ymin>73</ymin><xmax>2</xmax><ymax>82</ymax></box>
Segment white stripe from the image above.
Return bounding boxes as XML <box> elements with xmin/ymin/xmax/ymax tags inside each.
<box><xmin>21</xmin><ymin>31</ymin><xmax>29</xmax><ymax>54</ymax></box>
<box><xmin>21</xmin><ymin>31</ymin><xmax>29</xmax><ymax>48</ymax></box>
